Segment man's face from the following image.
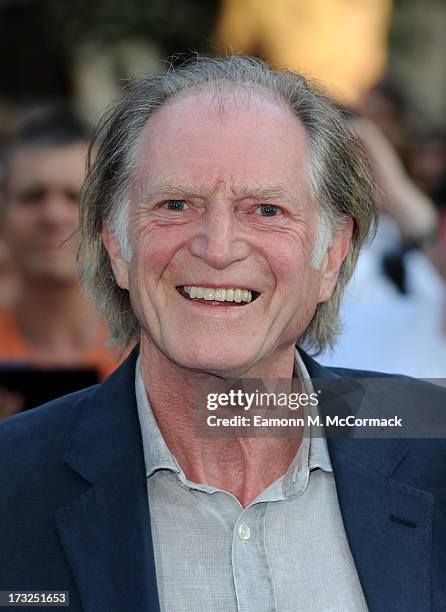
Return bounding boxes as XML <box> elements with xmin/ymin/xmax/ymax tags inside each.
<box><xmin>105</xmin><ymin>90</ymin><xmax>351</xmax><ymax>376</ymax></box>
<box><xmin>3</xmin><ymin>143</ymin><xmax>87</xmax><ymax>282</ymax></box>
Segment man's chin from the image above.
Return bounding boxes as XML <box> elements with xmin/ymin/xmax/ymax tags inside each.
<box><xmin>160</xmin><ymin>343</ymin><xmax>262</xmax><ymax>378</ymax></box>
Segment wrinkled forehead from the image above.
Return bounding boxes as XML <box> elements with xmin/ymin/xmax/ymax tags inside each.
<box><xmin>132</xmin><ymin>86</ymin><xmax>312</xmax><ymax>203</ymax></box>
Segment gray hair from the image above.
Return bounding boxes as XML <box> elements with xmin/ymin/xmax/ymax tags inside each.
<box><xmin>80</xmin><ymin>55</ymin><xmax>376</xmax><ymax>353</ymax></box>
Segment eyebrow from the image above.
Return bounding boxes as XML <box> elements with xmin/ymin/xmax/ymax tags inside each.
<box><xmin>143</xmin><ymin>182</ymin><xmax>292</xmax><ymax>202</ymax></box>
<box><xmin>144</xmin><ymin>183</ymin><xmax>204</xmax><ymax>199</ymax></box>
<box><xmin>235</xmin><ymin>184</ymin><xmax>290</xmax><ymax>201</ymax></box>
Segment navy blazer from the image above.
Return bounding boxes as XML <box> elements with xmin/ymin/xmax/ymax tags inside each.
<box><xmin>1</xmin><ymin>347</ymin><xmax>445</xmax><ymax>611</ymax></box>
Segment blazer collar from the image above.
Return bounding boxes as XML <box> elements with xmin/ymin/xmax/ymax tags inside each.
<box><xmin>64</xmin><ymin>345</ymin><xmax>141</xmax><ymax>484</ymax></box>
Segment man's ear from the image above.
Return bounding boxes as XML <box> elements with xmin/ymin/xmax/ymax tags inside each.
<box><xmin>101</xmin><ymin>225</ymin><xmax>130</xmax><ymax>290</ymax></box>
<box><xmin>317</xmin><ymin>218</ymin><xmax>353</xmax><ymax>303</ymax></box>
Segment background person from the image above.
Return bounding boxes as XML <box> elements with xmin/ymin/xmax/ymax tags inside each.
<box><xmin>0</xmin><ymin>107</ymin><xmax>125</xmax><ymax>418</ymax></box>
<box><xmin>319</xmin><ymin>99</ymin><xmax>446</xmax><ymax>377</ymax></box>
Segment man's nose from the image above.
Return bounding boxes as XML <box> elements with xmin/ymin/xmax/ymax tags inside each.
<box><xmin>188</xmin><ymin>202</ymin><xmax>250</xmax><ymax>269</ymax></box>
<box><xmin>39</xmin><ymin>196</ymin><xmax>74</xmax><ymax>227</ymax></box>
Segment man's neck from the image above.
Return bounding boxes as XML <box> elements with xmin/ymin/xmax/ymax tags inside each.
<box><xmin>140</xmin><ymin>337</ymin><xmax>302</xmax><ymax>507</ymax></box>
<box><xmin>13</xmin><ymin>278</ymin><xmax>106</xmax><ymax>361</ymax></box>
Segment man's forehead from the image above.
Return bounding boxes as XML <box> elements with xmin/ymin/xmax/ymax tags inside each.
<box><xmin>134</xmin><ymin>89</ymin><xmax>310</xmax><ymax>190</ymax></box>
<box><xmin>139</xmin><ymin>85</ymin><xmax>307</xmax><ymax>145</ymax></box>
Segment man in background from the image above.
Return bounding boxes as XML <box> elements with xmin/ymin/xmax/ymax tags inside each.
<box><xmin>0</xmin><ymin>107</ymin><xmax>123</xmax><ymax>417</ymax></box>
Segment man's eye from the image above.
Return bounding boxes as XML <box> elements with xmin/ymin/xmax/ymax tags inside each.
<box><xmin>163</xmin><ymin>199</ymin><xmax>188</xmax><ymax>211</ymax></box>
<box><xmin>255</xmin><ymin>204</ymin><xmax>282</xmax><ymax>217</ymax></box>
<box><xmin>16</xmin><ymin>189</ymin><xmax>45</xmax><ymax>206</ymax></box>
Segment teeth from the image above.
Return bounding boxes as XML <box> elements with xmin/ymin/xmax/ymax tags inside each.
<box><xmin>182</xmin><ymin>286</ymin><xmax>253</xmax><ymax>303</ymax></box>
<box><xmin>204</xmin><ymin>288</ymin><xmax>215</xmax><ymax>300</ymax></box>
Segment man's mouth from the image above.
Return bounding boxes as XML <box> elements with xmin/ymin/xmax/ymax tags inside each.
<box><xmin>176</xmin><ymin>286</ymin><xmax>259</xmax><ymax>305</ymax></box>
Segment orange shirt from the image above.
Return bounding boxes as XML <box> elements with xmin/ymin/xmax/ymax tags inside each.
<box><xmin>0</xmin><ymin>309</ymin><xmax>126</xmax><ymax>381</ymax></box>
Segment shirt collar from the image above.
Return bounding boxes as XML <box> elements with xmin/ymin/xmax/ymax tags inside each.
<box><xmin>135</xmin><ymin>349</ymin><xmax>333</xmax><ymax>484</ymax></box>
<box><xmin>294</xmin><ymin>349</ymin><xmax>333</xmax><ymax>474</ymax></box>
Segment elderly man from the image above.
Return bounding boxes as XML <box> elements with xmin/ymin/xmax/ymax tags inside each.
<box><xmin>1</xmin><ymin>57</ymin><xmax>445</xmax><ymax>611</ymax></box>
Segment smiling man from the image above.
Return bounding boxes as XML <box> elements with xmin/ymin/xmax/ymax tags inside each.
<box><xmin>1</xmin><ymin>57</ymin><xmax>445</xmax><ymax>612</ymax></box>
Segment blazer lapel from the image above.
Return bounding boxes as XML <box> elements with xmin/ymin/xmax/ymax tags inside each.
<box><xmin>328</xmin><ymin>438</ymin><xmax>433</xmax><ymax>612</ymax></box>
<box><xmin>300</xmin><ymin>349</ymin><xmax>434</xmax><ymax>612</ymax></box>
<box><xmin>54</xmin><ymin>348</ymin><xmax>161</xmax><ymax>612</ymax></box>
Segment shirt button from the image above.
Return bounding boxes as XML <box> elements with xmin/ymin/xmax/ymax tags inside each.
<box><xmin>237</xmin><ymin>523</ymin><xmax>251</xmax><ymax>540</ymax></box>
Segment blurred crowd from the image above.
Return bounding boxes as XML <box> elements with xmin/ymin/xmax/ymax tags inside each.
<box><xmin>1</xmin><ymin>0</ymin><xmax>446</xmax><ymax>420</ymax></box>
<box><xmin>319</xmin><ymin>80</ymin><xmax>446</xmax><ymax>377</ymax></box>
